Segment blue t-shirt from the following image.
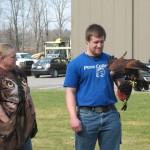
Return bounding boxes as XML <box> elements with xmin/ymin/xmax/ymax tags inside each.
<box><xmin>64</xmin><ymin>52</ymin><xmax>121</xmax><ymax>106</ymax></box>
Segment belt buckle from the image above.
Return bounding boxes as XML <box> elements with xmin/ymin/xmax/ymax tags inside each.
<box><xmin>94</xmin><ymin>107</ymin><xmax>103</xmax><ymax>113</ymax></box>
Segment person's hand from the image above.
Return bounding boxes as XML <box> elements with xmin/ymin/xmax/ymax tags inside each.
<box><xmin>0</xmin><ymin>115</ymin><xmax>9</xmax><ymax>122</ymax></box>
<box><xmin>0</xmin><ymin>105</ymin><xmax>10</xmax><ymax>122</ymax></box>
<box><xmin>117</xmin><ymin>80</ymin><xmax>132</xmax><ymax>101</ymax></box>
<box><xmin>70</xmin><ymin>117</ymin><xmax>82</xmax><ymax>132</ymax></box>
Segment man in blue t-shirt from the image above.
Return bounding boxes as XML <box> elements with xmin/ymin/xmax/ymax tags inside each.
<box><xmin>64</xmin><ymin>24</ymin><xmax>131</xmax><ymax>150</ymax></box>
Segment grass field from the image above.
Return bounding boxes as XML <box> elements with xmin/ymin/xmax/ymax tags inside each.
<box><xmin>31</xmin><ymin>89</ymin><xmax>150</xmax><ymax>150</ymax></box>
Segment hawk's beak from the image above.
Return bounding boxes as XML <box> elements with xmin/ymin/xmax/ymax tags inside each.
<box><xmin>110</xmin><ymin>71</ymin><xmax>114</xmax><ymax>75</ymax></box>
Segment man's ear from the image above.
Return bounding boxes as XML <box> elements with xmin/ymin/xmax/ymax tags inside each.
<box><xmin>86</xmin><ymin>41</ymin><xmax>90</xmax><ymax>50</ymax></box>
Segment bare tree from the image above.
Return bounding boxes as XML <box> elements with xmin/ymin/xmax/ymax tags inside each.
<box><xmin>43</xmin><ymin>8</ymin><xmax>54</xmax><ymax>41</ymax></box>
<box><xmin>0</xmin><ymin>0</ymin><xmax>31</xmax><ymax>52</ymax></box>
<box><xmin>0</xmin><ymin>0</ymin><xmax>71</xmax><ymax>53</ymax></box>
<box><xmin>20</xmin><ymin>0</ymin><xmax>30</xmax><ymax>52</ymax></box>
<box><xmin>8</xmin><ymin>0</ymin><xmax>21</xmax><ymax>51</ymax></box>
<box><xmin>50</xmin><ymin>0</ymin><xmax>71</xmax><ymax>38</ymax></box>
<box><xmin>28</xmin><ymin>0</ymin><xmax>52</xmax><ymax>52</ymax></box>
<box><xmin>0</xmin><ymin>1</ymin><xmax>2</xmax><ymax>18</ymax></box>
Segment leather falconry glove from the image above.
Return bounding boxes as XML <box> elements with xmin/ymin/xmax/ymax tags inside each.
<box><xmin>117</xmin><ymin>80</ymin><xmax>132</xmax><ymax>111</ymax></box>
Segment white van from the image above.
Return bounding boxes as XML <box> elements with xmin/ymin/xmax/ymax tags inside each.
<box><xmin>16</xmin><ymin>53</ymin><xmax>37</xmax><ymax>75</ymax></box>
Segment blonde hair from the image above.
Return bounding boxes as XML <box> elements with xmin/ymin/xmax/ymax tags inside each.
<box><xmin>0</xmin><ymin>43</ymin><xmax>15</xmax><ymax>57</ymax></box>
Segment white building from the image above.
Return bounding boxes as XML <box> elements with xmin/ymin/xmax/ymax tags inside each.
<box><xmin>71</xmin><ymin>0</ymin><xmax>150</xmax><ymax>63</ymax></box>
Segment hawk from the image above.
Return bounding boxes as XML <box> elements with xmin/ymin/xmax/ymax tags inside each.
<box><xmin>108</xmin><ymin>51</ymin><xmax>150</xmax><ymax>91</ymax></box>
<box><xmin>108</xmin><ymin>52</ymin><xmax>150</xmax><ymax>110</ymax></box>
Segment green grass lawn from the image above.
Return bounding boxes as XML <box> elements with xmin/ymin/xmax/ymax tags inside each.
<box><xmin>31</xmin><ymin>89</ymin><xmax>150</xmax><ymax>150</ymax></box>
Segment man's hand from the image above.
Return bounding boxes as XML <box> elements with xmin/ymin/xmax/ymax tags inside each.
<box><xmin>70</xmin><ymin>117</ymin><xmax>82</xmax><ymax>132</ymax></box>
<box><xmin>117</xmin><ymin>80</ymin><xmax>132</xmax><ymax>101</ymax></box>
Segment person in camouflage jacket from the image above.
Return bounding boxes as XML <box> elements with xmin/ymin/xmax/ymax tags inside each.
<box><xmin>0</xmin><ymin>43</ymin><xmax>37</xmax><ymax>150</ymax></box>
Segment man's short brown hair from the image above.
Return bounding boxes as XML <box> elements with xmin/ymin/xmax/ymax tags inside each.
<box><xmin>85</xmin><ymin>24</ymin><xmax>106</xmax><ymax>41</ymax></box>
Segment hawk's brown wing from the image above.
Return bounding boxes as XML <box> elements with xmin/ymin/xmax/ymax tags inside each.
<box><xmin>125</xmin><ymin>59</ymin><xmax>149</xmax><ymax>72</ymax></box>
<box><xmin>108</xmin><ymin>52</ymin><xmax>149</xmax><ymax>91</ymax></box>
<box><xmin>108</xmin><ymin>51</ymin><xmax>128</xmax><ymax>74</ymax></box>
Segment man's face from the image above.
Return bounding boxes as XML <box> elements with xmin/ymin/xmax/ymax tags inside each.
<box><xmin>86</xmin><ymin>35</ymin><xmax>105</xmax><ymax>56</ymax></box>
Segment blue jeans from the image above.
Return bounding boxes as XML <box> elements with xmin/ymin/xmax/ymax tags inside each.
<box><xmin>19</xmin><ymin>138</ymin><xmax>32</xmax><ymax>150</ymax></box>
<box><xmin>75</xmin><ymin>106</ymin><xmax>121</xmax><ymax>150</ymax></box>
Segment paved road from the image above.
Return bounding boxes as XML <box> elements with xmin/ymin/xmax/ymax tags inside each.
<box><xmin>27</xmin><ymin>75</ymin><xmax>65</xmax><ymax>90</ymax></box>
<box><xmin>27</xmin><ymin>75</ymin><xmax>150</xmax><ymax>92</ymax></box>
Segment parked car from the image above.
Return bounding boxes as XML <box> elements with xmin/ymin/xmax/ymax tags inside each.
<box><xmin>134</xmin><ymin>63</ymin><xmax>150</xmax><ymax>91</ymax></box>
<box><xmin>31</xmin><ymin>57</ymin><xmax>69</xmax><ymax>78</ymax></box>
<box><xmin>16</xmin><ymin>53</ymin><xmax>37</xmax><ymax>75</ymax></box>
<box><xmin>140</xmin><ymin>63</ymin><xmax>150</xmax><ymax>82</ymax></box>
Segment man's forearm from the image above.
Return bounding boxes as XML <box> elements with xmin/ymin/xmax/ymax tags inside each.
<box><xmin>65</xmin><ymin>88</ymin><xmax>82</xmax><ymax>132</ymax></box>
<box><xmin>66</xmin><ymin>88</ymin><xmax>77</xmax><ymax>119</ymax></box>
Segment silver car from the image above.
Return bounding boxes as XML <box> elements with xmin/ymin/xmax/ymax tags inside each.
<box><xmin>134</xmin><ymin>63</ymin><xmax>150</xmax><ymax>91</ymax></box>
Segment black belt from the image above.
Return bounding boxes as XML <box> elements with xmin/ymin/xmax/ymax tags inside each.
<box><xmin>78</xmin><ymin>105</ymin><xmax>114</xmax><ymax>113</ymax></box>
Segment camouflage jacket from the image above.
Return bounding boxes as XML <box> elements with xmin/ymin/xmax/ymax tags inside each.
<box><xmin>0</xmin><ymin>66</ymin><xmax>37</xmax><ymax>150</ymax></box>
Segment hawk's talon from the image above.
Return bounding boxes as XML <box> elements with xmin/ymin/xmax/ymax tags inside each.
<box><xmin>129</xmin><ymin>80</ymin><xmax>137</xmax><ymax>87</ymax></box>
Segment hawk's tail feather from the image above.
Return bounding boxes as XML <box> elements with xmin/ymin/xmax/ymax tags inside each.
<box><xmin>121</xmin><ymin>100</ymin><xmax>128</xmax><ymax>111</ymax></box>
